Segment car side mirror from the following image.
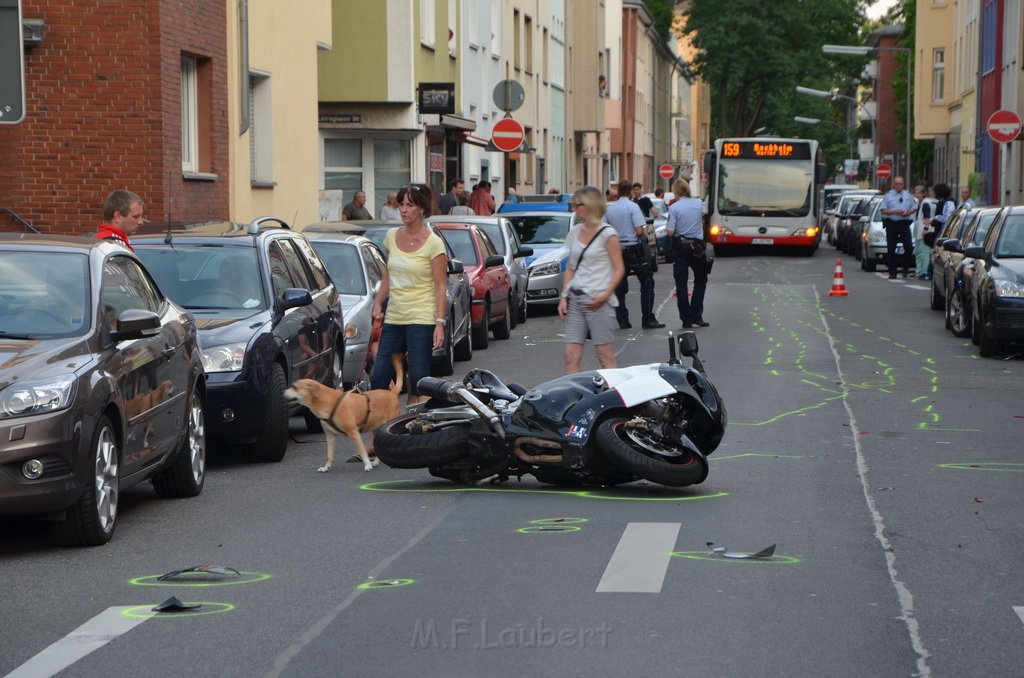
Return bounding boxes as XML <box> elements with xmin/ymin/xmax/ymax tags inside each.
<box><xmin>942</xmin><ymin>239</ymin><xmax>963</xmax><ymax>253</ymax></box>
<box><xmin>448</xmin><ymin>259</ymin><xmax>464</xmax><ymax>274</ymax></box>
<box><xmin>281</xmin><ymin>288</ymin><xmax>313</xmax><ymax>310</ymax></box>
<box><xmin>515</xmin><ymin>247</ymin><xmax>533</xmax><ymax>258</ymax></box>
<box><xmin>964</xmin><ymin>245</ymin><xmax>987</xmax><ymax>260</ymax></box>
<box><xmin>484</xmin><ymin>255</ymin><xmax>504</xmax><ymax>268</ymax></box>
<box><xmin>110</xmin><ymin>309</ymin><xmax>162</xmax><ymax>341</ymax></box>
<box><xmin>859</xmin><ymin>216</ymin><xmax>869</xmax><ymax>223</ymax></box>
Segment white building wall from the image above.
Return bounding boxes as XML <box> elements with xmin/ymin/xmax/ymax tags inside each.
<box><xmin>1001</xmin><ymin>0</ymin><xmax>1022</xmax><ymax>204</ymax></box>
<box><xmin>459</xmin><ymin>0</ymin><xmax>505</xmax><ymax>193</ymax></box>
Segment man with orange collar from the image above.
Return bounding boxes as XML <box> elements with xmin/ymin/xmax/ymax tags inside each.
<box><xmin>95</xmin><ymin>190</ymin><xmax>145</xmax><ymax>251</ymax></box>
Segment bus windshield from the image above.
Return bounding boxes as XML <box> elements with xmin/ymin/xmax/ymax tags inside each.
<box><xmin>717</xmin><ymin>159</ymin><xmax>812</xmax><ymax>217</ymax></box>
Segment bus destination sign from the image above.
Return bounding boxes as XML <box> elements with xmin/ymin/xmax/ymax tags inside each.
<box><xmin>722</xmin><ymin>141</ymin><xmax>811</xmax><ymax>160</ymax></box>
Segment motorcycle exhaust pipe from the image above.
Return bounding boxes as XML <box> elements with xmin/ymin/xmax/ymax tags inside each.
<box><xmin>513</xmin><ymin>437</ymin><xmax>563</xmax><ymax>465</ymax></box>
<box><xmin>417</xmin><ymin>377</ymin><xmax>506</xmax><ymax>439</ymax></box>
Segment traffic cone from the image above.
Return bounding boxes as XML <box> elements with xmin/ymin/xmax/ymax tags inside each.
<box><xmin>828</xmin><ymin>258</ymin><xmax>849</xmax><ymax>297</ymax></box>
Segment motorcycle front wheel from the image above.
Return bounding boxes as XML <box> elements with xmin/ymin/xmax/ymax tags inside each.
<box><xmin>374</xmin><ymin>414</ymin><xmax>472</xmax><ymax>469</ymax></box>
<box><xmin>595</xmin><ymin>417</ymin><xmax>709</xmax><ymax>487</ymax></box>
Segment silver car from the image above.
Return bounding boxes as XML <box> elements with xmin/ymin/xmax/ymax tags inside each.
<box><xmin>305</xmin><ymin>234</ymin><xmax>387</xmax><ymax>388</ymax></box>
<box><xmin>430</xmin><ymin>215</ymin><xmax>533</xmax><ymax>326</ymax></box>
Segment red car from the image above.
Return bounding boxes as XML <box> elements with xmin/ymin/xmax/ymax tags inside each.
<box><xmin>433</xmin><ymin>222</ymin><xmax>512</xmax><ymax>350</ymax></box>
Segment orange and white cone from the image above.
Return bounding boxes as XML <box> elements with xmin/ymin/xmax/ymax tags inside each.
<box><xmin>828</xmin><ymin>258</ymin><xmax>849</xmax><ymax>297</ymax></box>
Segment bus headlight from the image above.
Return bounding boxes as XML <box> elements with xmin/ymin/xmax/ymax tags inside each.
<box><xmin>710</xmin><ymin>224</ymin><xmax>732</xmax><ymax>236</ymax></box>
<box><xmin>791</xmin><ymin>227</ymin><xmax>817</xmax><ymax>237</ymax></box>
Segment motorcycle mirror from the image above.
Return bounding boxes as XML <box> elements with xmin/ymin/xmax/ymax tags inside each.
<box><xmin>667</xmin><ymin>331</ymin><xmax>679</xmax><ymax>365</ymax></box>
<box><xmin>677</xmin><ymin>331</ymin><xmax>699</xmax><ymax>357</ymax></box>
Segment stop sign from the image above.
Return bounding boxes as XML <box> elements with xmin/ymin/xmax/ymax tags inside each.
<box><xmin>876</xmin><ymin>163</ymin><xmax>892</xmax><ymax>180</ymax></box>
<box><xmin>659</xmin><ymin>163</ymin><xmax>674</xmax><ymax>179</ymax></box>
<box><xmin>987</xmin><ymin>109</ymin><xmax>1022</xmax><ymax>144</ymax></box>
<box><xmin>491</xmin><ymin>117</ymin><xmax>525</xmax><ymax>153</ymax></box>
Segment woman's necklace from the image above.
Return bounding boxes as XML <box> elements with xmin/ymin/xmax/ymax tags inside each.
<box><xmin>400</xmin><ymin>225</ymin><xmax>427</xmax><ymax>248</ymax></box>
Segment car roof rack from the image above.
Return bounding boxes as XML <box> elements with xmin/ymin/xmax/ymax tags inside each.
<box><xmin>247</xmin><ymin>216</ymin><xmax>291</xmax><ymax>235</ymax></box>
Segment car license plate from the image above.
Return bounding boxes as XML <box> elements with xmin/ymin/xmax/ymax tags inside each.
<box><xmin>752</xmin><ymin>238</ymin><xmax>773</xmax><ymax>245</ymax></box>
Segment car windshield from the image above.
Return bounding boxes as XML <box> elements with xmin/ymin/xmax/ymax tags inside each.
<box><xmin>967</xmin><ymin>211</ymin><xmax>998</xmax><ymax>247</ymax></box>
<box><xmin>995</xmin><ymin>215</ymin><xmax>1024</xmax><ymax>258</ymax></box>
<box><xmin>440</xmin><ymin>229</ymin><xmax>479</xmax><ymax>266</ymax></box>
<box><xmin>309</xmin><ymin>242</ymin><xmax>366</xmax><ymax>295</ymax></box>
<box><xmin>136</xmin><ymin>246</ymin><xmax>265</xmax><ymax>310</ymax></box>
<box><xmin>0</xmin><ymin>251</ymin><xmax>90</xmax><ymax>339</ymax></box>
<box><xmin>506</xmin><ymin>214</ymin><xmax>572</xmax><ymax>245</ymax></box>
<box><xmin>479</xmin><ymin>223</ymin><xmax>507</xmax><ymax>255</ymax></box>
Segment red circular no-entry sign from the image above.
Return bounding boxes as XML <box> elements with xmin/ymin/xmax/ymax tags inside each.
<box><xmin>659</xmin><ymin>163</ymin><xmax>674</xmax><ymax>179</ymax></box>
<box><xmin>876</xmin><ymin>163</ymin><xmax>892</xmax><ymax>180</ymax></box>
<box><xmin>491</xmin><ymin>117</ymin><xmax>525</xmax><ymax>153</ymax></box>
<box><xmin>987</xmin><ymin>109</ymin><xmax>1022</xmax><ymax>144</ymax></box>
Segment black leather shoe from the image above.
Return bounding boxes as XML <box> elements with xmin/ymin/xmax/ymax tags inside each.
<box><xmin>694</xmin><ymin>320</ymin><xmax>710</xmax><ymax>327</ymax></box>
<box><xmin>642</xmin><ymin>321</ymin><xmax>665</xmax><ymax>329</ymax></box>
<box><xmin>682</xmin><ymin>323</ymin><xmax>694</xmax><ymax>329</ymax></box>
<box><xmin>618</xmin><ymin>321</ymin><xmax>632</xmax><ymax>329</ymax></box>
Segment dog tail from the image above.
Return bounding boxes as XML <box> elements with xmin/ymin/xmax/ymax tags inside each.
<box><xmin>390</xmin><ymin>354</ymin><xmax>405</xmax><ymax>396</ymax></box>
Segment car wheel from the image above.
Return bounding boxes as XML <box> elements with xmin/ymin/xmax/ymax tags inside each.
<box><xmin>330</xmin><ymin>343</ymin><xmax>344</xmax><ymax>388</ymax></box>
<box><xmin>153</xmin><ymin>389</ymin><xmax>206</xmax><ymax>498</ymax></box>
<box><xmin>977</xmin><ymin>317</ymin><xmax>999</xmax><ymax>357</ymax></box>
<box><xmin>244</xmin><ymin>363</ymin><xmax>289</xmax><ymax>463</ymax></box>
<box><xmin>515</xmin><ymin>289</ymin><xmax>528</xmax><ymax>325</ymax></box>
<box><xmin>431</xmin><ymin>322</ymin><xmax>455</xmax><ymax>377</ymax></box>
<box><xmin>454</xmin><ymin>321</ymin><xmax>473</xmax><ymax>362</ymax></box>
<box><xmin>929</xmin><ymin>278</ymin><xmax>944</xmax><ymax>311</ymax></box>
<box><xmin>492</xmin><ymin>301</ymin><xmax>511</xmax><ymax>340</ymax></box>
<box><xmin>472</xmin><ymin>301</ymin><xmax>490</xmax><ymax>350</ymax></box>
<box><xmin>53</xmin><ymin>415</ymin><xmax>119</xmax><ymax>546</ymax></box>
<box><xmin>508</xmin><ymin>290</ymin><xmax>519</xmax><ymax>330</ymax></box>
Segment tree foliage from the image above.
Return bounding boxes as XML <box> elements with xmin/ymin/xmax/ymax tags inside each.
<box><xmin>642</xmin><ymin>0</ymin><xmax>676</xmax><ymax>43</ymax></box>
<box><xmin>679</xmin><ymin>0</ymin><xmax>867</xmax><ymax>156</ymax></box>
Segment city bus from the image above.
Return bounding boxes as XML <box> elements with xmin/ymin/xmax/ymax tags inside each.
<box><xmin>702</xmin><ymin>138</ymin><xmax>828</xmax><ymax>256</ymax></box>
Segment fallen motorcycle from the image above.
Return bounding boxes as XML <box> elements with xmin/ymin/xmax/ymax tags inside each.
<box><xmin>373</xmin><ymin>331</ymin><xmax>726</xmax><ymax>488</ymax></box>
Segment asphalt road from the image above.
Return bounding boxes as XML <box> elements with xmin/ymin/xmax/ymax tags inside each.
<box><xmin>2</xmin><ymin>247</ymin><xmax>1022</xmax><ymax>678</ymax></box>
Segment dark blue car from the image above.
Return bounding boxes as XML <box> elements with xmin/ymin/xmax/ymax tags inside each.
<box><xmin>963</xmin><ymin>206</ymin><xmax>1024</xmax><ymax>357</ymax></box>
<box><xmin>136</xmin><ymin>218</ymin><xmax>343</xmax><ymax>461</ymax></box>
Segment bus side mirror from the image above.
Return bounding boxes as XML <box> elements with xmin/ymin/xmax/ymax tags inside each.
<box><xmin>816</xmin><ymin>163</ymin><xmax>829</xmax><ymax>184</ymax></box>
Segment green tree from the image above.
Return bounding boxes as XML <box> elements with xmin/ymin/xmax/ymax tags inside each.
<box><xmin>679</xmin><ymin>0</ymin><xmax>866</xmax><ymax>148</ymax></box>
<box><xmin>643</xmin><ymin>0</ymin><xmax>676</xmax><ymax>43</ymax></box>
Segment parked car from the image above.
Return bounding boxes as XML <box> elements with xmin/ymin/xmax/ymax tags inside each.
<box><xmin>835</xmin><ymin>193</ymin><xmax>878</xmax><ymax>255</ymax></box>
<box><xmin>503</xmin><ymin>211</ymin><xmax>576</xmax><ymax>306</ymax></box>
<box><xmin>0</xmin><ymin>236</ymin><xmax>206</xmax><ymax>546</ymax></box>
<box><xmin>302</xmin><ymin>232</ymin><xmax>387</xmax><ymax>387</ymax></box>
<box><xmin>821</xmin><ymin>184</ymin><xmax>864</xmax><ymax>244</ymax></box>
<box><xmin>431</xmin><ymin>215</ymin><xmax>532</xmax><ymax>328</ymax></box>
<box><xmin>860</xmin><ymin>196</ymin><xmax>920</xmax><ymax>270</ymax></box>
<box><xmin>939</xmin><ymin>208</ymin><xmax>1000</xmax><ymax>336</ymax></box>
<box><xmin>963</xmin><ymin>206</ymin><xmax>1024</xmax><ymax>356</ymax></box>
<box><xmin>135</xmin><ymin>218</ymin><xmax>343</xmax><ymax>462</ymax></box>
<box><xmin>307</xmin><ymin>221</ymin><xmax>474</xmax><ymax>375</ymax></box>
<box><xmin>929</xmin><ymin>207</ymin><xmax>981</xmax><ymax>310</ymax></box>
<box><xmin>432</xmin><ymin>222</ymin><xmax>513</xmax><ymax>350</ymax></box>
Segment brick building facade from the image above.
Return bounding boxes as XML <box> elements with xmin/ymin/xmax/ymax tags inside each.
<box><xmin>0</xmin><ymin>0</ymin><xmax>229</xmax><ymax>234</ymax></box>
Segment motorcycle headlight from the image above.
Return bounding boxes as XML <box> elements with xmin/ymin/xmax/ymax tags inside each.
<box><xmin>201</xmin><ymin>343</ymin><xmax>247</xmax><ymax>373</ymax></box>
<box><xmin>530</xmin><ymin>261</ymin><xmax>561</xmax><ymax>277</ymax></box>
<box><xmin>994</xmin><ymin>279</ymin><xmax>1024</xmax><ymax>298</ymax></box>
<box><xmin>0</xmin><ymin>375</ymin><xmax>77</xmax><ymax>419</ymax></box>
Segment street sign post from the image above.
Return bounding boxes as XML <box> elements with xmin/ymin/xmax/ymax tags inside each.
<box><xmin>659</xmin><ymin>164</ymin><xmax>674</xmax><ymax>179</ymax></box>
<box><xmin>876</xmin><ymin>163</ymin><xmax>892</xmax><ymax>180</ymax></box>
<box><xmin>0</xmin><ymin>0</ymin><xmax>26</xmax><ymax>124</ymax></box>
<box><xmin>987</xmin><ymin>109</ymin><xmax>1022</xmax><ymax>144</ymax></box>
<box><xmin>491</xmin><ymin>117</ymin><xmax>525</xmax><ymax>153</ymax></box>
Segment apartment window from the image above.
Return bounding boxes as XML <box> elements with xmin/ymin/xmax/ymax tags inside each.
<box><xmin>490</xmin><ymin>4</ymin><xmax>500</xmax><ymax>57</ymax></box>
<box><xmin>324</xmin><ymin>139</ymin><xmax>363</xmax><ymax>193</ymax></box>
<box><xmin>932</xmin><ymin>48</ymin><xmax>945</xmax><ymax>102</ymax></box>
<box><xmin>249</xmin><ymin>71</ymin><xmax>273</xmax><ymax>185</ymax></box>
<box><xmin>448</xmin><ymin>0</ymin><xmax>456</xmax><ymax>58</ymax></box>
<box><xmin>322</xmin><ymin>137</ymin><xmax>411</xmax><ymax>216</ymax></box>
<box><xmin>181</xmin><ymin>57</ymin><xmax>198</xmax><ymax>173</ymax></box>
<box><xmin>981</xmin><ymin>1</ymin><xmax>995</xmax><ymax>74</ymax></box>
<box><xmin>513</xmin><ymin>10</ymin><xmax>521</xmax><ymax>70</ymax></box>
<box><xmin>420</xmin><ymin>0</ymin><xmax>435</xmax><ymax>49</ymax></box>
<box><xmin>467</xmin><ymin>0</ymin><xmax>479</xmax><ymax>47</ymax></box>
<box><xmin>542</xmin><ymin>27</ymin><xmax>549</xmax><ymax>83</ymax></box>
<box><xmin>181</xmin><ymin>55</ymin><xmax>213</xmax><ymax>176</ymax></box>
<box><xmin>524</xmin><ymin>15</ymin><xmax>533</xmax><ymax>73</ymax></box>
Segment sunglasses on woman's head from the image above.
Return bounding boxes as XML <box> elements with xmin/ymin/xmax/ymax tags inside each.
<box><xmin>400</xmin><ymin>184</ymin><xmax>422</xmax><ymax>193</ymax></box>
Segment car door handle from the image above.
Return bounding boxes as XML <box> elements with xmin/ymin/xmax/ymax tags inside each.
<box><xmin>162</xmin><ymin>347</ymin><xmax>177</xmax><ymax>358</ymax></box>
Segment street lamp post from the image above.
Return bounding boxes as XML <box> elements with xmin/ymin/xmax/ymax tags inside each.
<box><xmin>822</xmin><ymin>43</ymin><xmax>912</xmax><ymax>185</ymax></box>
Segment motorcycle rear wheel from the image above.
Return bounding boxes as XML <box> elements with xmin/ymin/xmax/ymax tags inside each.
<box><xmin>374</xmin><ymin>414</ymin><xmax>471</xmax><ymax>468</ymax></box>
<box><xmin>595</xmin><ymin>417</ymin><xmax>709</xmax><ymax>487</ymax></box>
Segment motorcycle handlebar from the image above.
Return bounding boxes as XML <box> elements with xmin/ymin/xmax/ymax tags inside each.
<box><xmin>416</xmin><ymin>376</ymin><xmax>463</xmax><ymax>401</ymax></box>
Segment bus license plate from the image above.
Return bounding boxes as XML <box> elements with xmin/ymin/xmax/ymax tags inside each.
<box><xmin>752</xmin><ymin>238</ymin><xmax>773</xmax><ymax>245</ymax></box>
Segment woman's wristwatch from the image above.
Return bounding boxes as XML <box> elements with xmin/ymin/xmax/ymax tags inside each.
<box><xmin>435</xmin><ymin>317</ymin><xmax>446</xmax><ymax>324</ymax></box>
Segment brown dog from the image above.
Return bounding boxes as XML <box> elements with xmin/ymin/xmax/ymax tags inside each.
<box><xmin>283</xmin><ymin>355</ymin><xmax>403</xmax><ymax>472</ymax></box>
